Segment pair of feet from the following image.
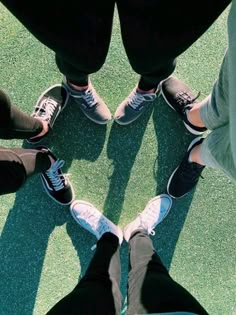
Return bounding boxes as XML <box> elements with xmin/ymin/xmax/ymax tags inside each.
<box><xmin>160</xmin><ymin>77</ymin><xmax>207</xmax><ymax>198</ymax></box>
<box><xmin>70</xmin><ymin>194</ymin><xmax>172</xmax><ymax>244</ymax></box>
<box><xmin>27</xmin><ymin>78</ymin><xmax>159</xmax><ymax>145</ymax></box>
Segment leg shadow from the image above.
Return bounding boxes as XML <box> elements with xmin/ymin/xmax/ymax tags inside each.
<box><xmin>0</xmin><ymin>175</ymin><xmax>70</xmax><ymax>315</ymax></box>
<box><xmin>152</xmin><ymin>95</ymin><xmax>196</xmax><ymax>269</ymax></box>
<box><xmin>103</xmin><ymin>104</ymin><xmax>154</xmax><ymax>223</ymax></box>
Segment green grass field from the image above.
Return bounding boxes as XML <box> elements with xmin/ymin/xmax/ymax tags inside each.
<box><xmin>0</xmin><ymin>4</ymin><xmax>235</xmax><ymax>315</ymax></box>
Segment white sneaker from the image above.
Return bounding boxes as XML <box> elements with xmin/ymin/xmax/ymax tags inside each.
<box><xmin>70</xmin><ymin>200</ymin><xmax>123</xmax><ymax>244</ymax></box>
<box><xmin>123</xmin><ymin>194</ymin><xmax>172</xmax><ymax>242</ymax></box>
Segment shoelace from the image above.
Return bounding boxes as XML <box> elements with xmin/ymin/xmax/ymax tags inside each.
<box><xmin>138</xmin><ymin>205</ymin><xmax>159</xmax><ymax>236</ymax></box>
<box><xmin>129</xmin><ymin>92</ymin><xmax>156</xmax><ymax>110</ymax></box>
<box><xmin>78</xmin><ymin>89</ymin><xmax>97</xmax><ymax>108</ymax></box>
<box><xmin>46</xmin><ymin>160</ymin><xmax>66</xmax><ymax>191</ymax></box>
<box><xmin>33</xmin><ymin>97</ymin><xmax>58</xmax><ymax>121</ymax></box>
<box><xmin>176</xmin><ymin>91</ymin><xmax>200</xmax><ymax>108</ymax></box>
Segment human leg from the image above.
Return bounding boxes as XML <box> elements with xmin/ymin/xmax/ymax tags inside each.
<box><xmin>47</xmin><ymin>233</ymin><xmax>122</xmax><ymax>315</ymax></box>
<box><xmin>126</xmin><ymin>231</ymin><xmax>208</xmax><ymax>315</ymax></box>
<box><xmin>47</xmin><ymin>200</ymin><xmax>123</xmax><ymax>314</ymax></box>
<box><xmin>0</xmin><ymin>147</ymin><xmax>50</xmax><ymax>195</ymax></box>
<box><xmin>114</xmin><ymin>0</ymin><xmax>230</xmax><ymax>124</ymax></box>
<box><xmin>0</xmin><ymin>89</ymin><xmax>47</xmax><ymax>140</ymax></box>
<box><xmin>0</xmin><ymin>146</ymin><xmax>74</xmax><ymax>204</ymax></box>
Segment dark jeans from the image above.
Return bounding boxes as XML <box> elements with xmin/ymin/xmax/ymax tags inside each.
<box><xmin>0</xmin><ymin>147</ymin><xmax>51</xmax><ymax>195</ymax></box>
<box><xmin>47</xmin><ymin>231</ymin><xmax>208</xmax><ymax>315</ymax></box>
<box><xmin>1</xmin><ymin>0</ymin><xmax>231</xmax><ymax>89</ymax></box>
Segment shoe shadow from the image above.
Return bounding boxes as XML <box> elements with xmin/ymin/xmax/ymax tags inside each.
<box><xmin>151</xmin><ymin>95</ymin><xmax>196</xmax><ymax>269</ymax></box>
<box><xmin>102</xmin><ymin>104</ymin><xmax>154</xmax><ymax>223</ymax></box>
<box><xmin>0</xmin><ymin>175</ymin><xmax>71</xmax><ymax>315</ymax></box>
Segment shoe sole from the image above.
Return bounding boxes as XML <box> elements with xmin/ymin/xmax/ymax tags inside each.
<box><xmin>27</xmin><ymin>84</ymin><xmax>70</xmax><ymax>144</ymax></box>
<box><xmin>167</xmin><ymin>136</ymin><xmax>203</xmax><ymax>199</ymax></box>
<box><xmin>159</xmin><ymin>83</ymin><xmax>205</xmax><ymax>136</ymax></box>
<box><xmin>41</xmin><ymin>175</ymin><xmax>75</xmax><ymax>206</ymax></box>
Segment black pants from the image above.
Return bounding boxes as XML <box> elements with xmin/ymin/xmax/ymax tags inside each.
<box><xmin>47</xmin><ymin>231</ymin><xmax>208</xmax><ymax>315</ymax></box>
<box><xmin>0</xmin><ymin>146</ymin><xmax>51</xmax><ymax>195</ymax></box>
<box><xmin>0</xmin><ymin>89</ymin><xmax>43</xmax><ymax>139</ymax></box>
<box><xmin>1</xmin><ymin>0</ymin><xmax>231</xmax><ymax>89</ymax></box>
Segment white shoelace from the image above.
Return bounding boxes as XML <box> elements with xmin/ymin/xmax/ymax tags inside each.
<box><xmin>34</xmin><ymin>97</ymin><xmax>58</xmax><ymax>121</ymax></box>
<box><xmin>72</xmin><ymin>88</ymin><xmax>97</xmax><ymax>108</ymax></box>
<box><xmin>138</xmin><ymin>204</ymin><xmax>161</xmax><ymax>235</ymax></box>
<box><xmin>129</xmin><ymin>92</ymin><xmax>156</xmax><ymax>110</ymax></box>
<box><xmin>46</xmin><ymin>160</ymin><xmax>66</xmax><ymax>191</ymax></box>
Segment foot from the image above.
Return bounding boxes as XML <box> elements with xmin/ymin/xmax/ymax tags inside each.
<box><xmin>123</xmin><ymin>194</ymin><xmax>172</xmax><ymax>242</ymax></box>
<box><xmin>70</xmin><ymin>200</ymin><xmax>123</xmax><ymax>244</ymax></box>
<box><xmin>28</xmin><ymin>84</ymin><xmax>69</xmax><ymax>144</ymax></box>
<box><xmin>160</xmin><ymin>77</ymin><xmax>207</xmax><ymax>135</ymax></box>
<box><xmin>167</xmin><ymin>137</ymin><xmax>205</xmax><ymax>198</ymax></box>
<box><xmin>114</xmin><ymin>86</ymin><xmax>158</xmax><ymax>125</ymax></box>
<box><xmin>63</xmin><ymin>78</ymin><xmax>112</xmax><ymax>125</ymax></box>
<box><xmin>39</xmin><ymin>147</ymin><xmax>74</xmax><ymax>205</ymax></box>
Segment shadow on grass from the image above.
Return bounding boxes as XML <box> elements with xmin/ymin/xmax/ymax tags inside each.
<box><xmin>103</xmin><ymin>104</ymin><xmax>153</xmax><ymax>223</ymax></box>
<box><xmin>0</xmin><ymin>98</ymin><xmax>108</xmax><ymax>314</ymax></box>
<box><xmin>151</xmin><ymin>95</ymin><xmax>196</xmax><ymax>269</ymax></box>
<box><xmin>0</xmin><ymin>176</ymin><xmax>71</xmax><ymax>315</ymax></box>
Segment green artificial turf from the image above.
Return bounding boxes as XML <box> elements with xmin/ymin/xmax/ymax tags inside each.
<box><xmin>0</xmin><ymin>4</ymin><xmax>235</xmax><ymax>315</ymax></box>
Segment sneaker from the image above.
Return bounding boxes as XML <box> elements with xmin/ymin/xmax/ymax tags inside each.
<box><xmin>123</xmin><ymin>194</ymin><xmax>172</xmax><ymax>242</ymax></box>
<box><xmin>167</xmin><ymin>137</ymin><xmax>205</xmax><ymax>199</ymax></box>
<box><xmin>28</xmin><ymin>84</ymin><xmax>69</xmax><ymax>144</ymax></box>
<box><xmin>63</xmin><ymin>78</ymin><xmax>112</xmax><ymax>125</ymax></box>
<box><xmin>160</xmin><ymin>77</ymin><xmax>207</xmax><ymax>135</ymax></box>
<box><xmin>114</xmin><ymin>87</ymin><xmax>158</xmax><ymax>125</ymax></box>
<box><xmin>70</xmin><ymin>200</ymin><xmax>123</xmax><ymax>244</ymax></box>
<box><xmin>40</xmin><ymin>147</ymin><xmax>74</xmax><ymax>205</ymax></box>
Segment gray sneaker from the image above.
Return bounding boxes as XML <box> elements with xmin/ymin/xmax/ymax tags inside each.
<box><xmin>123</xmin><ymin>194</ymin><xmax>172</xmax><ymax>242</ymax></box>
<box><xmin>70</xmin><ymin>200</ymin><xmax>123</xmax><ymax>244</ymax></box>
<box><xmin>114</xmin><ymin>87</ymin><xmax>158</xmax><ymax>125</ymax></box>
<box><xmin>63</xmin><ymin>78</ymin><xmax>112</xmax><ymax>125</ymax></box>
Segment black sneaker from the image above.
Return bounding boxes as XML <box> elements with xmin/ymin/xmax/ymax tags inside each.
<box><xmin>167</xmin><ymin>137</ymin><xmax>205</xmax><ymax>198</ymax></box>
<box><xmin>39</xmin><ymin>147</ymin><xmax>74</xmax><ymax>205</ymax></box>
<box><xmin>160</xmin><ymin>77</ymin><xmax>207</xmax><ymax>135</ymax></box>
<box><xmin>27</xmin><ymin>84</ymin><xmax>69</xmax><ymax>144</ymax></box>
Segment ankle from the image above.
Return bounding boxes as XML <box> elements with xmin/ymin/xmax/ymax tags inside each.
<box><xmin>67</xmin><ymin>81</ymin><xmax>88</xmax><ymax>91</ymax></box>
<box><xmin>189</xmin><ymin>144</ymin><xmax>205</xmax><ymax>166</ymax></box>
<box><xmin>30</xmin><ymin>119</ymin><xmax>49</xmax><ymax>140</ymax></box>
<box><xmin>187</xmin><ymin>103</ymin><xmax>205</xmax><ymax>128</ymax></box>
<box><xmin>137</xmin><ymin>87</ymin><xmax>156</xmax><ymax>94</ymax></box>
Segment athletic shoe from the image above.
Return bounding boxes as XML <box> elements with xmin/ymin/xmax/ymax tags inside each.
<box><xmin>123</xmin><ymin>194</ymin><xmax>172</xmax><ymax>242</ymax></box>
<box><xmin>114</xmin><ymin>86</ymin><xmax>158</xmax><ymax>125</ymax></box>
<box><xmin>167</xmin><ymin>137</ymin><xmax>205</xmax><ymax>198</ymax></box>
<box><xmin>70</xmin><ymin>200</ymin><xmax>123</xmax><ymax>244</ymax></box>
<box><xmin>63</xmin><ymin>78</ymin><xmax>112</xmax><ymax>125</ymax></box>
<box><xmin>40</xmin><ymin>147</ymin><xmax>74</xmax><ymax>205</ymax></box>
<box><xmin>160</xmin><ymin>77</ymin><xmax>207</xmax><ymax>135</ymax></box>
<box><xmin>28</xmin><ymin>84</ymin><xmax>69</xmax><ymax>144</ymax></box>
